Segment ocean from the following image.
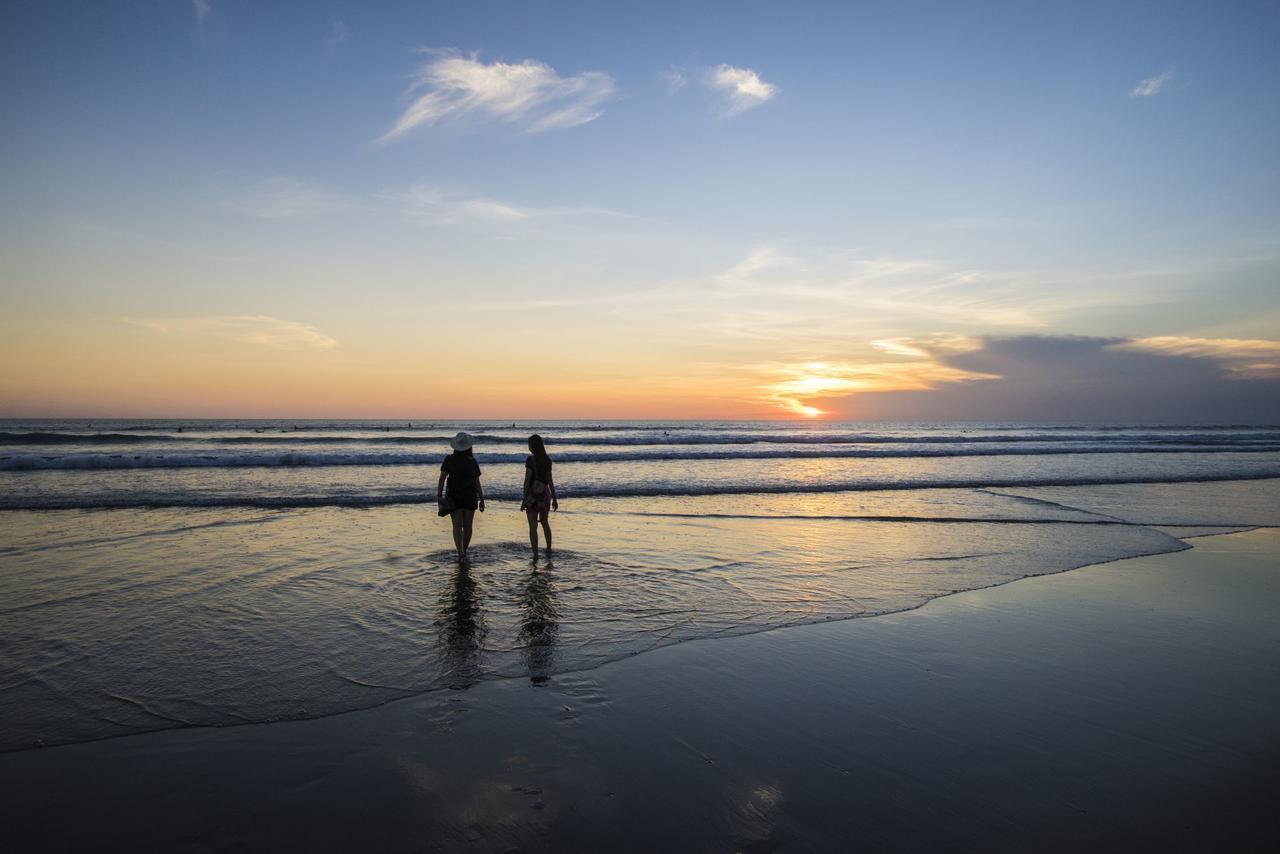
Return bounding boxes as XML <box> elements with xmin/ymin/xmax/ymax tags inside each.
<box><xmin>3</xmin><ymin>419</ymin><xmax>1279</xmax><ymax>751</ymax></box>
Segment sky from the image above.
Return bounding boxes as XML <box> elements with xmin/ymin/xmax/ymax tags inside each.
<box><xmin>1</xmin><ymin>0</ymin><xmax>1278</xmax><ymax>421</ymax></box>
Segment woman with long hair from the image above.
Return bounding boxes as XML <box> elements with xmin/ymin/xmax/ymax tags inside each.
<box><xmin>438</xmin><ymin>431</ymin><xmax>485</xmax><ymax>561</ymax></box>
<box><xmin>521</xmin><ymin>434</ymin><xmax>557</xmax><ymax>557</ymax></box>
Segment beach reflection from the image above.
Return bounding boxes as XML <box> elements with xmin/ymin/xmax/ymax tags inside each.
<box><xmin>437</xmin><ymin>562</ymin><xmax>486</xmax><ymax>688</ymax></box>
<box><xmin>9</xmin><ymin>477</ymin><xmax>1266</xmax><ymax>749</ymax></box>
<box><xmin>519</xmin><ymin>563</ymin><xmax>560</xmax><ymax>684</ymax></box>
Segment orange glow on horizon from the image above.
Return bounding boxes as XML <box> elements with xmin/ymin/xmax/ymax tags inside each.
<box><xmin>0</xmin><ymin>319</ymin><xmax>996</xmax><ymax>420</ymax></box>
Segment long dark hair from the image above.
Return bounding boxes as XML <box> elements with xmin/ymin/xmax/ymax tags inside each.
<box><xmin>528</xmin><ymin>434</ymin><xmax>550</xmax><ymax>474</ymax></box>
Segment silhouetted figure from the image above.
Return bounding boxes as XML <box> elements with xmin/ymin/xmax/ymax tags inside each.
<box><xmin>437</xmin><ymin>562</ymin><xmax>485</xmax><ymax>688</ymax></box>
<box><xmin>518</xmin><ymin>562</ymin><xmax>559</xmax><ymax>684</ymax></box>
<box><xmin>521</xmin><ymin>434</ymin><xmax>557</xmax><ymax>557</ymax></box>
<box><xmin>438</xmin><ymin>432</ymin><xmax>485</xmax><ymax>561</ymax></box>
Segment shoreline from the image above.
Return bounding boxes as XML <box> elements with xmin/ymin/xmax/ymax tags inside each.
<box><xmin>1</xmin><ymin>516</ymin><xmax>1205</xmax><ymax>756</ymax></box>
<box><xmin>3</xmin><ymin>528</ymin><xmax>1278</xmax><ymax>851</ymax></box>
<box><xmin>6</xmin><ymin>471</ymin><xmax>1280</xmax><ymax>511</ymax></box>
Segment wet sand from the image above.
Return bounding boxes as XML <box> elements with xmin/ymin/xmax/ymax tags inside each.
<box><xmin>3</xmin><ymin>529</ymin><xmax>1278</xmax><ymax>852</ymax></box>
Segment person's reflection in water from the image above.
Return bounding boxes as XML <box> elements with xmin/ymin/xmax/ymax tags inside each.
<box><xmin>436</xmin><ymin>562</ymin><xmax>486</xmax><ymax>689</ymax></box>
<box><xmin>518</xmin><ymin>562</ymin><xmax>560</xmax><ymax>685</ymax></box>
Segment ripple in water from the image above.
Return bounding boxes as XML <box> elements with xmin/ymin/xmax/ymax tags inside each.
<box><xmin>6</xmin><ymin>480</ymin><xmax>1278</xmax><ymax>751</ymax></box>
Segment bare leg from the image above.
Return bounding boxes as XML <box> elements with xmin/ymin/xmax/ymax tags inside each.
<box><xmin>450</xmin><ymin>510</ymin><xmax>465</xmax><ymax>559</ymax></box>
<box><xmin>527</xmin><ymin>511</ymin><xmax>539</xmax><ymax>554</ymax></box>
<box><xmin>539</xmin><ymin>509</ymin><xmax>552</xmax><ymax>553</ymax></box>
<box><xmin>462</xmin><ymin>510</ymin><xmax>476</xmax><ymax>556</ymax></box>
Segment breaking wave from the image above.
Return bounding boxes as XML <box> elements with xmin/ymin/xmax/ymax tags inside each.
<box><xmin>4</xmin><ymin>471</ymin><xmax>1279</xmax><ymax>510</ymax></box>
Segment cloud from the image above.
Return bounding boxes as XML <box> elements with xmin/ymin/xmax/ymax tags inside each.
<box><xmin>123</xmin><ymin>316</ymin><xmax>338</xmax><ymax>351</ymax></box>
<box><xmin>385</xmin><ymin>184</ymin><xmax>627</xmax><ymax>225</ymax></box>
<box><xmin>222</xmin><ymin>177</ymin><xmax>629</xmax><ymax>231</ymax></box>
<box><xmin>706</xmin><ymin>65</ymin><xmax>777</xmax><ymax>114</ymax></box>
<box><xmin>867</xmin><ymin>279</ymin><xmax>1049</xmax><ymax>328</ymax></box>
<box><xmin>378</xmin><ymin>50</ymin><xmax>616</xmax><ymax>141</ymax></box>
<box><xmin>659</xmin><ymin>66</ymin><xmax>687</xmax><ymax>94</ymax></box>
<box><xmin>230</xmin><ymin>177</ymin><xmax>353</xmax><ymax>219</ymax></box>
<box><xmin>1120</xmin><ymin>336</ymin><xmax>1280</xmax><ymax>379</ymax></box>
<box><xmin>757</xmin><ymin>362</ymin><xmax>872</xmax><ymax>416</ymax></box>
<box><xmin>1130</xmin><ymin>68</ymin><xmax>1174</xmax><ymax>97</ymax></box>
<box><xmin>708</xmin><ymin>241</ymin><xmax>1229</xmax><ymax>337</ymax></box>
<box><xmin>871</xmin><ymin>335</ymin><xmax>977</xmax><ymax>359</ymax></box>
<box><xmin>325</xmin><ymin>20</ymin><xmax>349</xmax><ymax>49</ymax></box>
<box><xmin>192</xmin><ymin>0</ymin><xmax>210</xmax><ymax>26</ymax></box>
<box><xmin>715</xmin><ymin>245</ymin><xmax>804</xmax><ymax>285</ymax></box>
<box><xmin>817</xmin><ymin>335</ymin><xmax>1280</xmax><ymax>422</ymax></box>
<box><xmin>709</xmin><ymin>248</ymin><xmax>1058</xmax><ymax>330</ymax></box>
<box><xmin>756</xmin><ymin>352</ymin><xmax>996</xmax><ymax>416</ymax></box>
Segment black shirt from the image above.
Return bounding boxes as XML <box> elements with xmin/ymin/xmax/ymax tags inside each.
<box><xmin>441</xmin><ymin>452</ymin><xmax>482</xmax><ymax>501</ymax></box>
<box><xmin>526</xmin><ymin>454</ymin><xmax>552</xmax><ymax>484</ymax></box>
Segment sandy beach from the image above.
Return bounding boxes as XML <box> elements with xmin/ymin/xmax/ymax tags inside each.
<box><xmin>3</xmin><ymin>527</ymin><xmax>1276</xmax><ymax>852</ymax></box>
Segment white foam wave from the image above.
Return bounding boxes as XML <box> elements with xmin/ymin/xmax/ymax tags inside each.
<box><xmin>4</xmin><ymin>472</ymin><xmax>1278</xmax><ymax>510</ymax></box>
<box><xmin>5</xmin><ymin>443</ymin><xmax>1280</xmax><ymax>471</ymax></box>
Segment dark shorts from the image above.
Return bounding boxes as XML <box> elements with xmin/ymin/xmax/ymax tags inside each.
<box><xmin>449</xmin><ymin>494</ymin><xmax>478</xmax><ymax>512</ymax></box>
<box><xmin>525</xmin><ymin>486</ymin><xmax>552</xmax><ymax>514</ymax></box>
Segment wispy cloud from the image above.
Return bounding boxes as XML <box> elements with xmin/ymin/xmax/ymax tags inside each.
<box><xmin>1119</xmin><ymin>336</ymin><xmax>1280</xmax><ymax>378</ymax></box>
<box><xmin>706</xmin><ymin>64</ymin><xmax>777</xmax><ymax>114</ymax></box>
<box><xmin>755</xmin><ymin>347</ymin><xmax>997</xmax><ymax>416</ymax></box>
<box><xmin>123</xmin><ymin>316</ymin><xmax>338</xmax><ymax>350</ymax></box>
<box><xmin>867</xmin><ymin>278</ymin><xmax>1050</xmax><ymax>328</ymax></box>
<box><xmin>1130</xmin><ymin>67</ymin><xmax>1174</xmax><ymax>98</ymax></box>
<box><xmin>757</xmin><ymin>362</ymin><xmax>870</xmax><ymax>416</ymax></box>
<box><xmin>229</xmin><ymin>177</ymin><xmax>353</xmax><ymax>219</ymax></box>
<box><xmin>871</xmin><ymin>335</ymin><xmax>978</xmax><ymax>359</ymax></box>
<box><xmin>711</xmin><ymin>247</ymin><xmax>1051</xmax><ymax>329</ymax></box>
<box><xmin>379</xmin><ymin>50</ymin><xmax>617</xmax><ymax>141</ymax></box>
<box><xmin>325</xmin><ymin>20</ymin><xmax>349</xmax><ymax>49</ymax></box>
<box><xmin>390</xmin><ymin>186</ymin><xmax>528</xmax><ymax>223</ymax></box>
<box><xmin>659</xmin><ymin>66</ymin><xmax>687</xmax><ymax>94</ymax></box>
<box><xmin>715</xmin><ymin>245</ymin><xmax>804</xmax><ymax>285</ymax></box>
<box><xmin>385</xmin><ymin>184</ymin><xmax>628</xmax><ymax>225</ymax></box>
<box><xmin>222</xmin><ymin>177</ymin><xmax>629</xmax><ymax>231</ymax></box>
<box><xmin>569</xmin><ymin>241</ymin><xmax>1221</xmax><ymax>367</ymax></box>
<box><xmin>192</xmin><ymin>0</ymin><xmax>210</xmax><ymax>26</ymax></box>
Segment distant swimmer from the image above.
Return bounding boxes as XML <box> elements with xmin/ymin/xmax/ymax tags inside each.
<box><xmin>438</xmin><ymin>432</ymin><xmax>485</xmax><ymax>561</ymax></box>
<box><xmin>521</xmin><ymin>434</ymin><xmax>558</xmax><ymax>558</ymax></box>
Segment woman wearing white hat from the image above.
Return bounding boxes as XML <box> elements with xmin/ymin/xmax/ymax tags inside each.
<box><xmin>437</xmin><ymin>432</ymin><xmax>485</xmax><ymax>560</ymax></box>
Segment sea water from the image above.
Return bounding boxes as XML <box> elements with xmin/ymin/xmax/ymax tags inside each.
<box><xmin>2</xmin><ymin>420</ymin><xmax>1278</xmax><ymax>750</ymax></box>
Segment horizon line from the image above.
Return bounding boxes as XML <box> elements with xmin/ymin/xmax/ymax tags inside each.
<box><xmin>3</xmin><ymin>415</ymin><xmax>1278</xmax><ymax>427</ymax></box>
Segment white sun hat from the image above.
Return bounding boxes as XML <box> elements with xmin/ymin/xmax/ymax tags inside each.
<box><xmin>449</xmin><ymin>431</ymin><xmax>474</xmax><ymax>451</ymax></box>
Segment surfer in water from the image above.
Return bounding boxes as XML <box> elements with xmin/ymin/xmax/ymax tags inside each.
<box><xmin>521</xmin><ymin>434</ymin><xmax>558</xmax><ymax>558</ymax></box>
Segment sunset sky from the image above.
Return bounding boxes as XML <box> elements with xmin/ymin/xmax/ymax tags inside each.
<box><xmin>2</xmin><ymin>1</ymin><xmax>1278</xmax><ymax>420</ymax></box>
